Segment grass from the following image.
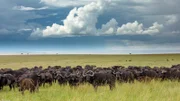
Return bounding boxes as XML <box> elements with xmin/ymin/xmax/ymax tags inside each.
<box><xmin>1</xmin><ymin>81</ymin><xmax>180</xmax><ymax>101</ymax></box>
<box><xmin>0</xmin><ymin>54</ymin><xmax>180</xmax><ymax>101</ymax></box>
<box><xmin>0</xmin><ymin>54</ymin><xmax>180</xmax><ymax>69</ymax></box>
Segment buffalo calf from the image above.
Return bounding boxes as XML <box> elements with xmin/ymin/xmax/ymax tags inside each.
<box><xmin>19</xmin><ymin>78</ymin><xmax>36</xmax><ymax>95</ymax></box>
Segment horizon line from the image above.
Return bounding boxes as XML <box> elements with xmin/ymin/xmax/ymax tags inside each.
<box><xmin>0</xmin><ymin>53</ymin><xmax>180</xmax><ymax>56</ymax></box>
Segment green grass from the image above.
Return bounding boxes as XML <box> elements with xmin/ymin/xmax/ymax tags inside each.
<box><xmin>1</xmin><ymin>81</ymin><xmax>180</xmax><ymax>101</ymax></box>
<box><xmin>0</xmin><ymin>54</ymin><xmax>180</xmax><ymax>69</ymax></box>
<box><xmin>0</xmin><ymin>54</ymin><xmax>180</xmax><ymax>101</ymax></box>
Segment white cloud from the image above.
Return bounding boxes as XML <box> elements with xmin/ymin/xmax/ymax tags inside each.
<box><xmin>165</xmin><ymin>15</ymin><xmax>178</xmax><ymax>25</ymax></box>
<box><xmin>40</xmin><ymin>0</ymin><xmax>121</xmax><ymax>7</ymax></box>
<box><xmin>98</xmin><ymin>18</ymin><xmax>118</xmax><ymax>35</ymax></box>
<box><xmin>41</xmin><ymin>0</ymin><xmax>110</xmax><ymax>37</ymax></box>
<box><xmin>117</xmin><ymin>21</ymin><xmax>143</xmax><ymax>35</ymax></box>
<box><xmin>31</xmin><ymin>0</ymin><xmax>164</xmax><ymax>37</ymax></box>
<box><xmin>18</xmin><ymin>28</ymin><xmax>32</xmax><ymax>32</ymax></box>
<box><xmin>131</xmin><ymin>0</ymin><xmax>152</xmax><ymax>3</ymax></box>
<box><xmin>30</xmin><ymin>28</ymin><xmax>43</xmax><ymax>38</ymax></box>
<box><xmin>13</xmin><ymin>6</ymin><xmax>48</xmax><ymax>11</ymax></box>
<box><xmin>117</xmin><ymin>21</ymin><xmax>163</xmax><ymax>35</ymax></box>
<box><xmin>40</xmin><ymin>0</ymin><xmax>96</xmax><ymax>7</ymax></box>
<box><xmin>142</xmin><ymin>22</ymin><xmax>163</xmax><ymax>34</ymax></box>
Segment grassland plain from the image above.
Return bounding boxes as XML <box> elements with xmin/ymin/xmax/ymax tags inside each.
<box><xmin>0</xmin><ymin>54</ymin><xmax>180</xmax><ymax>101</ymax></box>
<box><xmin>0</xmin><ymin>54</ymin><xmax>180</xmax><ymax>69</ymax></box>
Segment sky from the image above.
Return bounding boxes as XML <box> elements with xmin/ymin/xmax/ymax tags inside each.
<box><xmin>0</xmin><ymin>0</ymin><xmax>180</xmax><ymax>54</ymax></box>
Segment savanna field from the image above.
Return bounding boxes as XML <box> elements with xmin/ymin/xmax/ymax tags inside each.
<box><xmin>0</xmin><ymin>54</ymin><xmax>180</xmax><ymax>101</ymax></box>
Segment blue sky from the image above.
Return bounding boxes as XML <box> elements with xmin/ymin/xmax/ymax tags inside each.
<box><xmin>0</xmin><ymin>0</ymin><xmax>180</xmax><ymax>54</ymax></box>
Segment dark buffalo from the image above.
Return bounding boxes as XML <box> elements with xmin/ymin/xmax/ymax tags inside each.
<box><xmin>0</xmin><ymin>74</ymin><xmax>16</xmax><ymax>90</ymax></box>
<box><xmin>84</xmin><ymin>70</ymin><xmax>116</xmax><ymax>91</ymax></box>
<box><xmin>68</xmin><ymin>73</ymin><xmax>81</xmax><ymax>87</ymax></box>
<box><xmin>56</xmin><ymin>71</ymin><xmax>69</xmax><ymax>85</ymax></box>
<box><xmin>17</xmin><ymin>72</ymin><xmax>40</xmax><ymax>91</ymax></box>
<box><xmin>38</xmin><ymin>72</ymin><xmax>53</xmax><ymax>86</ymax></box>
<box><xmin>115</xmin><ymin>70</ymin><xmax>134</xmax><ymax>83</ymax></box>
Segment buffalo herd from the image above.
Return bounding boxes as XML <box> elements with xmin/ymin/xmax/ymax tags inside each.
<box><xmin>0</xmin><ymin>64</ymin><xmax>180</xmax><ymax>94</ymax></box>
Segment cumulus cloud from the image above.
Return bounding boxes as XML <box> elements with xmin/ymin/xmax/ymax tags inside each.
<box><xmin>13</xmin><ymin>6</ymin><xmax>48</xmax><ymax>11</ymax></box>
<box><xmin>143</xmin><ymin>22</ymin><xmax>164</xmax><ymax>34</ymax></box>
<box><xmin>31</xmin><ymin>0</ymin><xmax>164</xmax><ymax>37</ymax></box>
<box><xmin>117</xmin><ymin>21</ymin><xmax>143</xmax><ymax>35</ymax></box>
<box><xmin>117</xmin><ymin>21</ymin><xmax>163</xmax><ymax>35</ymax></box>
<box><xmin>40</xmin><ymin>0</ymin><xmax>110</xmax><ymax>37</ymax></box>
<box><xmin>30</xmin><ymin>28</ymin><xmax>43</xmax><ymax>38</ymax></box>
<box><xmin>98</xmin><ymin>18</ymin><xmax>118</xmax><ymax>35</ymax></box>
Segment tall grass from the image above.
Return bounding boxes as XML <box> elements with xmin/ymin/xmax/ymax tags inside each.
<box><xmin>1</xmin><ymin>80</ymin><xmax>180</xmax><ymax>101</ymax></box>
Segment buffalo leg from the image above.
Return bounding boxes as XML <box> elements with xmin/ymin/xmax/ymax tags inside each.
<box><xmin>21</xmin><ymin>88</ymin><xmax>24</xmax><ymax>95</ymax></box>
<box><xmin>9</xmin><ymin>84</ymin><xmax>12</xmax><ymax>91</ymax></box>
<box><xmin>43</xmin><ymin>83</ymin><xmax>45</xmax><ymax>87</ymax></box>
<box><xmin>93</xmin><ymin>84</ymin><xmax>98</xmax><ymax>92</ymax></box>
<box><xmin>12</xmin><ymin>84</ymin><xmax>15</xmax><ymax>90</ymax></box>
<box><xmin>30</xmin><ymin>88</ymin><xmax>35</xmax><ymax>93</ymax></box>
<box><xmin>49</xmin><ymin>81</ymin><xmax>52</xmax><ymax>86</ymax></box>
<box><xmin>22</xmin><ymin>91</ymin><xmax>24</xmax><ymax>95</ymax></box>
<box><xmin>36</xmin><ymin>85</ymin><xmax>39</xmax><ymax>92</ymax></box>
<box><xmin>109</xmin><ymin>83</ymin><xmax>115</xmax><ymax>90</ymax></box>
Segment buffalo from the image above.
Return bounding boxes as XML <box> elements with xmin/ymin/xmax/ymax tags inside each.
<box><xmin>0</xmin><ymin>74</ymin><xmax>16</xmax><ymax>90</ymax></box>
<box><xmin>83</xmin><ymin>70</ymin><xmax>116</xmax><ymax>91</ymax></box>
<box><xmin>19</xmin><ymin>78</ymin><xmax>36</xmax><ymax>95</ymax></box>
<box><xmin>38</xmin><ymin>72</ymin><xmax>53</xmax><ymax>86</ymax></box>
<box><xmin>0</xmin><ymin>64</ymin><xmax>180</xmax><ymax>93</ymax></box>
